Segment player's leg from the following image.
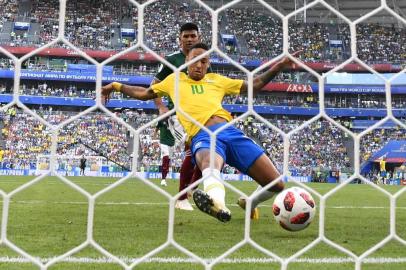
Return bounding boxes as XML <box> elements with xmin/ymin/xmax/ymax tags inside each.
<box><xmin>193</xmin><ymin>148</ymin><xmax>231</xmax><ymax>222</ymax></box>
<box><xmin>191</xmin><ymin>126</ymin><xmax>231</xmax><ymax>222</ymax></box>
<box><xmin>175</xmin><ymin>164</ymin><xmax>202</xmax><ymax>211</ymax></box>
<box><xmin>190</xmin><ymin>165</ymin><xmax>202</xmax><ymax>186</ymax></box>
<box><xmin>175</xmin><ymin>144</ymin><xmax>194</xmax><ymax>211</ymax></box>
<box><xmin>160</xmin><ymin>144</ymin><xmax>171</xmax><ymax>186</ymax></box>
<box><xmin>237</xmin><ymin>155</ymin><xmax>282</xmax><ymax>220</ymax></box>
<box><xmin>246</xmin><ymin>153</ymin><xmax>284</xmax><ymax>208</ymax></box>
<box><xmin>225</xmin><ymin>126</ymin><xmax>284</xmax><ymax>219</ymax></box>
<box><xmin>181</xmin><ymin>161</ymin><xmax>203</xmax><ymax>199</ymax></box>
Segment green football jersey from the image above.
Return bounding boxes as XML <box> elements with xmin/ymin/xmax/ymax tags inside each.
<box><xmin>157</xmin><ymin>120</ymin><xmax>175</xmax><ymax>146</ymax></box>
<box><xmin>155</xmin><ymin>51</ymin><xmax>187</xmax><ymax>110</ymax></box>
<box><xmin>154</xmin><ymin>51</ymin><xmax>186</xmax><ymax>144</ymax></box>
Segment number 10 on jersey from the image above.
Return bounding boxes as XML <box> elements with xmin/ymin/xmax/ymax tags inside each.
<box><xmin>191</xmin><ymin>85</ymin><xmax>204</xmax><ymax>94</ymax></box>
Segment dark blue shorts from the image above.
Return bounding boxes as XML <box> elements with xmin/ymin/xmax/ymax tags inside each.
<box><xmin>191</xmin><ymin>123</ymin><xmax>265</xmax><ymax>174</ymax></box>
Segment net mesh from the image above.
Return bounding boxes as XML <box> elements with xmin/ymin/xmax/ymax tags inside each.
<box><xmin>0</xmin><ymin>0</ymin><xmax>405</xmax><ymax>269</ymax></box>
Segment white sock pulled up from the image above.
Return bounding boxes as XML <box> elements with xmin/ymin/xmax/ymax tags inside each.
<box><xmin>202</xmin><ymin>168</ymin><xmax>225</xmax><ymax>206</ymax></box>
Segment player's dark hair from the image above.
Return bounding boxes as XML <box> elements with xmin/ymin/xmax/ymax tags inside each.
<box><xmin>189</xmin><ymin>42</ymin><xmax>209</xmax><ymax>52</ymax></box>
<box><xmin>180</xmin><ymin>22</ymin><xmax>199</xmax><ymax>33</ymax></box>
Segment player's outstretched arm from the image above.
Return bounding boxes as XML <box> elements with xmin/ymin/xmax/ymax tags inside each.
<box><xmin>150</xmin><ymin>78</ymin><xmax>169</xmax><ymax>115</ymax></box>
<box><xmin>240</xmin><ymin>50</ymin><xmax>302</xmax><ymax>95</ymax></box>
<box><xmin>101</xmin><ymin>82</ymin><xmax>158</xmax><ymax>103</ymax></box>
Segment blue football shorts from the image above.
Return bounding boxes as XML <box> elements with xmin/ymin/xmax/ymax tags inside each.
<box><xmin>191</xmin><ymin>123</ymin><xmax>265</xmax><ymax>174</ymax></box>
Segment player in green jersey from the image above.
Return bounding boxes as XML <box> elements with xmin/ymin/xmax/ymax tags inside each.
<box><xmin>155</xmin><ymin>120</ymin><xmax>175</xmax><ymax>186</ymax></box>
<box><xmin>151</xmin><ymin>23</ymin><xmax>204</xmax><ymax>210</ymax></box>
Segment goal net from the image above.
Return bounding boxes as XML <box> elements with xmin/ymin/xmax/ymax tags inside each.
<box><xmin>0</xmin><ymin>0</ymin><xmax>404</xmax><ymax>269</ymax></box>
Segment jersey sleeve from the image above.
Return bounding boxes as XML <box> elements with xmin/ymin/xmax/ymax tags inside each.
<box><xmin>219</xmin><ymin>75</ymin><xmax>244</xmax><ymax>95</ymax></box>
<box><xmin>150</xmin><ymin>74</ymin><xmax>174</xmax><ymax>97</ymax></box>
<box><xmin>155</xmin><ymin>57</ymin><xmax>173</xmax><ymax>81</ymax></box>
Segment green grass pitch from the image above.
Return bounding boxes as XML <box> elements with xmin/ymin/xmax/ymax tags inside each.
<box><xmin>0</xmin><ymin>175</ymin><xmax>405</xmax><ymax>270</ymax></box>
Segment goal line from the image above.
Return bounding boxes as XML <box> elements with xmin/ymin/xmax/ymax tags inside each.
<box><xmin>1</xmin><ymin>256</ymin><xmax>405</xmax><ymax>265</ymax></box>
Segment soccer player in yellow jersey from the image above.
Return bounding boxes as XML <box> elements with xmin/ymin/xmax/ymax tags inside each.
<box><xmin>379</xmin><ymin>157</ymin><xmax>387</xmax><ymax>183</ymax></box>
<box><xmin>102</xmin><ymin>43</ymin><xmax>298</xmax><ymax>222</ymax></box>
<box><xmin>379</xmin><ymin>157</ymin><xmax>386</xmax><ymax>172</ymax></box>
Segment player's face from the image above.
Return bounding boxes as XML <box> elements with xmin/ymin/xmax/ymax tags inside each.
<box><xmin>186</xmin><ymin>48</ymin><xmax>210</xmax><ymax>81</ymax></box>
<box><xmin>179</xmin><ymin>30</ymin><xmax>200</xmax><ymax>54</ymax></box>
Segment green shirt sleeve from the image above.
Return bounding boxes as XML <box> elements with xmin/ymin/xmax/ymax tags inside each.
<box><xmin>155</xmin><ymin>59</ymin><xmax>173</xmax><ymax>81</ymax></box>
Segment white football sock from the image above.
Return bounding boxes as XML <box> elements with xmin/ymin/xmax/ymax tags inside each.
<box><xmin>251</xmin><ymin>185</ymin><xmax>277</xmax><ymax>210</ymax></box>
<box><xmin>202</xmin><ymin>168</ymin><xmax>225</xmax><ymax>206</ymax></box>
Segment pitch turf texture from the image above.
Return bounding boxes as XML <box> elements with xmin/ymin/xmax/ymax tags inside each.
<box><xmin>0</xmin><ymin>176</ymin><xmax>405</xmax><ymax>270</ymax></box>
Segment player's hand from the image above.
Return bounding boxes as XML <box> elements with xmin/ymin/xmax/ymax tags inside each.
<box><xmin>279</xmin><ymin>50</ymin><xmax>302</xmax><ymax>69</ymax></box>
<box><xmin>158</xmin><ymin>105</ymin><xmax>169</xmax><ymax>115</ymax></box>
<box><xmin>168</xmin><ymin>115</ymin><xmax>186</xmax><ymax>145</ymax></box>
<box><xmin>101</xmin><ymin>83</ymin><xmax>115</xmax><ymax>104</ymax></box>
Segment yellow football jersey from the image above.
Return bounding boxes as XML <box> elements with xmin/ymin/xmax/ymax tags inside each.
<box><xmin>151</xmin><ymin>72</ymin><xmax>244</xmax><ymax>138</ymax></box>
<box><xmin>380</xmin><ymin>159</ymin><xmax>386</xmax><ymax>171</ymax></box>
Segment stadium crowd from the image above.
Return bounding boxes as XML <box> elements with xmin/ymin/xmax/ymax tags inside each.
<box><xmin>30</xmin><ymin>0</ymin><xmax>59</xmax><ymax>45</ymax></box>
<box><xmin>29</xmin><ymin>0</ymin><xmax>138</xmax><ymax>50</ymax></box>
<box><xmin>57</xmin><ymin>112</ymin><xmax>131</xmax><ymax>169</ymax></box>
<box><xmin>0</xmin><ymin>108</ymin><xmax>130</xmax><ymax>170</ymax></box>
<box><xmin>0</xmin><ymin>0</ymin><xmax>405</xmax><ymax>64</ymax></box>
<box><xmin>0</xmin><ymin>0</ymin><xmax>404</xmax><ymax>182</ymax></box>
<box><xmin>222</xmin><ymin>7</ymin><xmax>283</xmax><ymax>60</ymax></box>
<box><xmin>2</xmin><ymin>106</ymin><xmax>404</xmax><ymax>178</ymax></box>
<box><xmin>0</xmin><ymin>0</ymin><xmax>18</xmax><ymax>29</ymax></box>
<box><xmin>357</xmin><ymin>23</ymin><xmax>406</xmax><ymax>64</ymax></box>
<box><xmin>289</xmin><ymin>120</ymin><xmax>352</xmax><ymax>176</ymax></box>
<box><xmin>360</xmin><ymin>125</ymin><xmax>406</xmax><ymax>163</ymax></box>
<box><xmin>144</xmin><ymin>0</ymin><xmax>212</xmax><ymax>53</ymax></box>
<box><xmin>0</xmin><ymin>107</ymin><xmax>185</xmax><ymax>172</ymax></box>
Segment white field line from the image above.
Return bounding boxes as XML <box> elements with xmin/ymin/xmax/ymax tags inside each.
<box><xmin>0</xmin><ymin>180</ymin><xmax>115</xmax><ymax>186</ymax></box>
<box><xmin>6</xmin><ymin>200</ymin><xmax>406</xmax><ymax>209</ymax></box>
<box><xmin>0</xmin><ymin>256</ymin><xmax>405</xmax><ymax>264</ymax></box>
<box><xmin>0</xmin><ymin>178</ymin><xmax>402</xmax><ymax>189</ymax></box>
